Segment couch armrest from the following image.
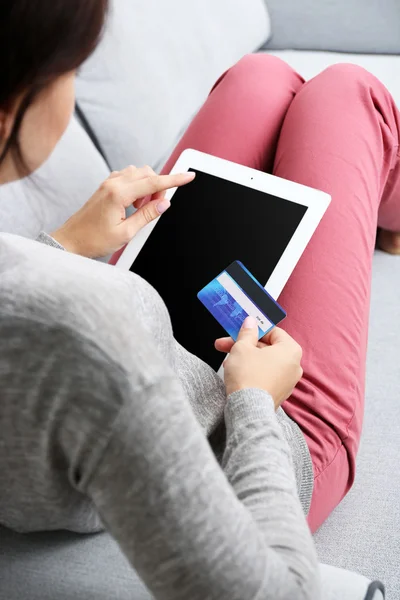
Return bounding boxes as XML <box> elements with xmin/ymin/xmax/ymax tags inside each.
<box><xmin>319</xmin><ymin>564</ymin><xmax>385</xmax><ymax>600</ymax></box>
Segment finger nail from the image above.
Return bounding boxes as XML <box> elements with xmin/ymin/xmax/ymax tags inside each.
<box><xmin>157</xmin><ymin>199</ymin><xmax>171</xmax><ymax>214</ymax></box>
<box><xmin>181</xmin><ymin>171</ymin><xmax>196</xmax><ymax>180</ymax></box>
<box><xmin>243</xmin><ymin>316</ymin><xmax>257</xmax><ymax>329</ymax></box>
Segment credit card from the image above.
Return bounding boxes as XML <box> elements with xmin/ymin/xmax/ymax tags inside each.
<box><xmin>197</xmin><ymin>260</ymin><xmax>286</xmax><ymax>341</ymax></box>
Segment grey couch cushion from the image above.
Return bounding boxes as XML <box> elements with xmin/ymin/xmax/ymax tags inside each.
<box><xmin>263</xmin><ymin>50</ymin><xmax>400</xmax><ymax>109</ymax></box>
<box><xmin>315</xmin><ymin>251</ymin><xmax>400</xmax><ymax>600</ymax></box>
<box><xmin>264</xmin><ymin>0</ymin><xmax>400</xmax><ymax>54</ymax></box>
<box><xmin>0</xmin><ymin>528</ymin><xmax>151</xmax><ymax>600</ymax></box>
<box><xmin>0</xmin><ymin>526</ymin><xmax>380</xmax><ymax>600</ymax></box>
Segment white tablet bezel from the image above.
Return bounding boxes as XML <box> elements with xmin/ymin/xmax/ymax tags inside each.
<box><xmin>116</xmin><ymin>149</ymin><xmax>330</xmax><ymax>299</ymax></box>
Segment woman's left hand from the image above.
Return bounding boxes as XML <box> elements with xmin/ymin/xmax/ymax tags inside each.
<box><xmin>52</xmin><ymin>165</ymin><xmax>195</xmax><ymax>258</ymax></box>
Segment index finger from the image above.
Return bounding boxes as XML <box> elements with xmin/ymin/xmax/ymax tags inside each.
<box><xmin>129</xmin><ymin>171</ymin><xmax>196</xmax><ymax>200</ymax></box>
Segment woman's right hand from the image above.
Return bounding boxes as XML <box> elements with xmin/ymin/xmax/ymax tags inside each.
<box><xmin>216</xmin><ymin>317</ymin><xmax>303</xmax><ymax>409</ymax></box>
<box><xmin>51</xmin><ymin>166</ymin><xmax>195</xmax><ymax>259</ymax></box>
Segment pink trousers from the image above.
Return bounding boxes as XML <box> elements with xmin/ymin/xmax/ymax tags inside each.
<box><xmin>113</xmin><ymin>55</ymin><xmax>400</xmax><ymax>532</ymax></box>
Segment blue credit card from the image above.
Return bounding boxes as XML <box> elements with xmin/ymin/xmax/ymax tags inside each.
<box><xmin>197</xmin><ymin>261</ymin><xmax>286</xmax><ymax>341</ymax></box>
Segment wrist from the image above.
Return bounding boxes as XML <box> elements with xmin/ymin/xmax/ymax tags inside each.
<box><xmin>51</xmin><ymin>227</ymin><xmax>84</xmax><ymax>256</ymax></box>
<box><xmin>226</xmin><ymin>383</ymin><xmax>250</xmax><ymax>397</ymax></box>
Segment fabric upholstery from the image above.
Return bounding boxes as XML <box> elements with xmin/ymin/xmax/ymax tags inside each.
<box><xmin>75</xmin><ymin>0</ymin><xmax>271</xmax><ymax>171</ymax></box>
<box><xmin>319</xmin><ymin>565</ymin><xmax>383</xmax><ymax>600</ymax></box>
<box><xmin>0</xmin><ymin>527</ymin><xmax>381</xmax><ymax>600</ymax></box>
<box><xmin>264</xmin><ymin>50</ymin><xmax>400</xmax><ymax>108</ymax></box>
<box><xmin>263</xmin><ymin>0</ymin><xmax>400</xmax><ymax>54</ymax></box>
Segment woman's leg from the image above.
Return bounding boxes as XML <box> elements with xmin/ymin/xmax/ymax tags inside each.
<box><xmin>273</xmin><ymin>63</ymin><xmax>400</xmax><ymax>531</ymax></box>
<box><xmin>161</xmin><ymin>58</ymin><xmax>400</xmax><ymax>531</ymax></box>
<box><xmin>160</xmin><ymin>57</ymin><xmax>400</xmax><ymax>530</ymax></box>
<box><xmin>114</xmin><ymin>55</ymin><xmax>400</xmax><ymax>532</ymax></box>
<box><xmin>161</xmin><ymin>54</ymin><xmax>304</xmax><ymax>174</ymax></box>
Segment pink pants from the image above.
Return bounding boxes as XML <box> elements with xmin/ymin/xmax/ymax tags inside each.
<box><xmin>113</xmin><ymin>55</ymin><xmax>400</xmax><ymax>532</ymax></box>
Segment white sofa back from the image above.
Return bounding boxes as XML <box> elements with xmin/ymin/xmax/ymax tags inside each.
<box><xmin>76</xmin><ymin>0</ymin><xmax>271</xmax><ymax>171</ymax></box>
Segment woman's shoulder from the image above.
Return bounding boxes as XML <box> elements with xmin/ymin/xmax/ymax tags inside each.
<box><xmin>0</xmin><ymin>232</ymin><xmax>130</xmax><ymax>327</ymax></box>
<box><xmin>0</xmin><ymin>233</ymin><xmax>172</xmax><ymax>382</ymax></box>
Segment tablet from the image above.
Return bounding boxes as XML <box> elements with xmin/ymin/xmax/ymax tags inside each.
<box><xmin>116</xmin><ymin>149</ymin><xmax>330</xmax><ymax>370</ymax></box>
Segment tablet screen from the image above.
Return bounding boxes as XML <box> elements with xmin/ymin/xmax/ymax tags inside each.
<box><xmin>130</xmin><ymin>169</ymin><xmax>307</xmax><ymax>370</ymax></box>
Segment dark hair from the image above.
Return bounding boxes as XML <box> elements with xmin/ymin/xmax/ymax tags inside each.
<box><xmin>0</xmin><ymin>0</ymin><xmax>109</xmax><ymax>170</ymax></box>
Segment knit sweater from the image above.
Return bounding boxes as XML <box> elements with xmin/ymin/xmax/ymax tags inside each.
<box><xmin>0</xmin><ymin>232</ymin><xmax>318</xmax><ymax>600</ymax></box>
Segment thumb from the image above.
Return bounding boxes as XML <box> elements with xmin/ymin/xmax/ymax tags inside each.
<box><xmin>124</xmin><ymin>197</ymin><xmax>171</xmax><ymax>237</ymax></box>
<box><xmin>236</xmin><ymin>316</ymin><xmax>259</xmax><ymax>347</ymax></box>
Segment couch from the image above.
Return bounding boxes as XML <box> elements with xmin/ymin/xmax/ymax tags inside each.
<box><xmin>0</xmin><ymin>0</ymin><xmax>399</xmax><ymax>598</ymax></box>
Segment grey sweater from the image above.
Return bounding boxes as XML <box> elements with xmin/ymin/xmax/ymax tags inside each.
<box><xmin>0</xmin><ymin>232</ymin><xmax>319</xmax><ymax>600</ymax></box>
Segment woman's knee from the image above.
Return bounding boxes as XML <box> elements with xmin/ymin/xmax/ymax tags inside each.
<box><xmin>235</xmin><ymin>53</ymin><xmax>298</xmax><ymax>76</ymax></box>
<box><xmin>234</xmin><ymin>53</ymin><xmax>302</xmax><ymax>87</ymax></box>
<box><xmin>211</xmin><ymin>53</ymin><xmax>303</xmax><ymax>96</ymax></box>
<box><xmin>309</xmin><ymin>62</ymin><xmax>377</xmax><ymax>96</ymax></box>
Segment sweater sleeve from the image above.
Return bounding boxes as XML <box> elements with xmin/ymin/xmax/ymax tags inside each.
<box><xmin>36</xmin><ymin>231</ymin><xmax>65</xmax><ymax>251</ymax></box>
<box><xmin>83</xmin><ymin>371</ymin><xmax>320</xmax><ymax>600</ymax></box>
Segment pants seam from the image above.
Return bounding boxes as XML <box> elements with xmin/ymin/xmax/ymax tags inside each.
<box><xmin>312</xmin><ymin>440</ymin><xmax>344</xmax><ymax>482</ymax></box>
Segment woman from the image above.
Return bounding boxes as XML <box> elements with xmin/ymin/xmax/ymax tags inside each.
<box><xmin>0</xmin><ymin>0</ymin><xmax>397</xmax><ymax>598</ymax></box>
